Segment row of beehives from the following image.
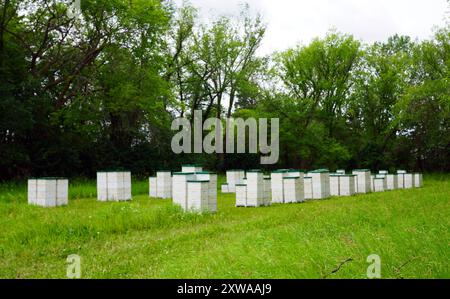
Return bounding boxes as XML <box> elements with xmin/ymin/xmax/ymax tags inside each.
<box><xmin>222</xmin><ymin>169</ymin><xmax>423</xmax><ymax>207</ymax></box>
<box><xmin>26</xmin><ymin>167</ymin><xmax>423</xmax><ymax>210</ymax></box>
<box><xmin>149</xmin><ymin>165</ymin><xmax>217</xmax><ymax>212</ymax></box>
<box><xmin>331</xmin><ymin>170</ymin><xmax>423</xmax><ymax>196</ymax></box>
<box><xmin>27</xmin><ymin>166</ymin><xmax>217</xmax><ymax>213</ymax></box>
<box><xmin>28</xmin><ymin>171</ymin><xmax>133</xmax><ymax>207</ymax></box>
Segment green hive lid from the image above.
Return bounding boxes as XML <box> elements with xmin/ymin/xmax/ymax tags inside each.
<box><xmin>304</xmin><ymin>176</ymin><xmax>312</xmax><ymax>179</ymax></box>
<box><xmin>187</xmin><ymin>179</ymin><xmax>209</xmax><ymax>183</ymax></box>
<box><xmin>98</xmin><ymin>170</ymin><xmax>130</xmax><ymax>173</ymax></box>
<box><xmin>247</xmin><ymin>169</ymin><xmax>262</xmax><ymax>173</ymax></box>
<box><xmin>172</xmin><ymin>172</ymin><xmax>195</xmax><ymax>176</ymax></box>
<box><xmin>287</xmin><ymin>169</ymin><xmax>304</xmax><ymax>173</ymax></box>
<box><xmin>236</xmin><ymin>183</ymin><xmax>247</xmax><ymax>186</ymax></box>
<box><xmin>272</xmin><ymin>169</ymin><xmax>289</xmax><ymax>173</ymax></box>
<box><xmin>310</xmin><ymin>169</ymin><xmax>329</xmax><ymax>173</ymax></box>
<box><xmin>353</xmin><ymin>169</ymin><xmax>370</xmax><ymax>172</ymax></box>
<box><xmin>284</xmin><ymin>176</ymin><xmax>300</xmax><ymax>179</ymax></box>
<box><xmin>32</xmin><ymin>177</ymin><xmax>68</xmax><ymax>180</ymax></box>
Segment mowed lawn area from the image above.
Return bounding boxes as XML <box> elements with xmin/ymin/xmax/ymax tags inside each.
<box><xmin>0</xmin><ymin>175</ymin><xmax>448</xmax><ymax>279</ymax></box>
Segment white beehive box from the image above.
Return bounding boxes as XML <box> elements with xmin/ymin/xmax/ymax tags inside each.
<box><xmin>373</xmin><ymin>175</ymin><xmax>387</xmax><ymax>192</ymax></box>
<box><xmin>397</xmin><ymin>170</ymin><xmax>405</xmax><ymax>189</ymax></box>
<box><xmin>285</xmin><ymin>170</ymin><xmax>304</xmax><ymax>178</ymax></box>
<box><xmin>339</xmin><ymin>175</ymin><xmax>356</xmax><ymax>196</ymax></box>
<box><xmin>336</xmin><ymin>169</ymin><xmax>346</xmax><ymax>175</ymax></box>
<box><xmin>414</xmin><ymin>173</ymin><xmax>423</xmax><ymax>188</ymax></box>
<box><xmin>379</xmin><ymin>170</ymin><xmax>388</xmax><ymax>175</ymax></box>
<box><xmin>304</xmin><ymin>177</ymin><xmax>313</xmax><ymax>200</ymax></box>
<box><xmin>156</xmin><ymin>171</ymin><xmax>172</xmax><ymax>199</ymax></box>
<box><xmin>404</xmin><ymin>173</ymin><xmax>414</xmax><ymax>189</ymax></box>
<box><xmin>283</xmin><ymin>176</ymin><xmax>304</xmax><ymax>203</ymax></box>
<box><xmin>386</xmin><ymin>174</ymin><xmax>398</xmax><ymax>190</ymax></box>
<box><xmin>263</xmin><ymin>177</ymin><xmax>271</xmax><ymax>206</ymax></box>
<box><xmin>246</xmin><ymin>170</ymin><xmax>265</xmax><ymax>207</ymax></box>
<box><xmin>371</xmin><ymin>174</ymin><xmax>375</xmax><ymax>191</ymax></box>
<box><xmin>28</xmin><ymin>178</ymin><xmax>68</xmax><ymax>207</ymax></box>
<box><xmin>221</xmin><ymin>184</ymin><xmax>229</xmax><ymax>193</ymax></box>
<box><xmin>172</xmin><ymin>172</ymin><xmax>196</xmax><ymax>210</ymax></box>
<box><xmin>235</xmin><ymin>183</ymin><xmax>247</xmax><ymax>207</ymax></box>
<box><xmin>226</xmin><ymin>170</ymin><xmax>245</xmax><ymax>193</ymax></box>
<box><xmin>186</xmin><ymin>179</ymin><xmax>211</xmax><ymax>212</ymax></box>
<box><xmin>97</xmin><ymin>171</ymin><xmax>131</xmax><ymax>202</ymax></box>
<box><xmin>270</xmin><ymin>170</ymin><xmax>289</xmax><ymax>203</ymax></box>
<box><xmin>195</xmin><ymin>172</ymin><xmax>217</xmax><ymax>212</ymax></box>
<box><xmin>352</xmin><ymin>169</ymin><xmax>371</xmax><ymax>193</ymax></box>
<box><xmin>181</xmin><ymin>164</ymin><xmax>202</xmax><ymax>173</ymax></box>
<box><xmin>149</xmin><ymin>177</ymin><xmax>157</xmax><ymax>197</ymax></box>
<box><xmin>330</xmin><ymin>174</ymin><xmax>340</xmax><ymax>196</ymax></box>
<box><xmin>309</xmin><ymin>169</ymin><xmax>330</xmax><ymax>199</ymax></box>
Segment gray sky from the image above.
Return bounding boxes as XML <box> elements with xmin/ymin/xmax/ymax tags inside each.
<box><xmin>174</xmin><ymin>0</ymin><xmax>449</xmax><ymax>55</ymax></box>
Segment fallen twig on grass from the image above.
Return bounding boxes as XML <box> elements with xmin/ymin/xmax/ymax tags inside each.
<box><xmin>323</xmin><ymin>257</ymin><xmax>354</xmax><ymax>278</ymax></box>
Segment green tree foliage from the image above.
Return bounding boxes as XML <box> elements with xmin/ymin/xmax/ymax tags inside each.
<box><xmin>0</xmin><ymin>1</ymin><xmax>448</xmax><ymax>180</ymax></box>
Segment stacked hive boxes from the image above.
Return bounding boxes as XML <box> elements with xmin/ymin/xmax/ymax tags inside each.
<box><xmin>225</xmin><ymin>170</ymin><xmax>246</xmax><ymax>192</ymax></box>
<box><xmin>246</xmin><ymin>170</ymin><xmax>265</xmax><ymax>207</ymax></box>
<box><xmin>97</xmin><ymin>171</ymin><xmax>131</xmax><ymax>202</ymax></box>
<box><xmin>263</xmin><ymin>177</ymin><xmax>271</xmax><ymax>206</ymax></box>
<box><xmin>283</xmin><ymin>176</ymin><xmax>304</xmax><ymax>203</ymax></box>
<box><xmin>353</xmin><ymin>175</ymin><xmax>359</xmax><ymax>193</ymax></box>
<box><xmin>187</xmin><ymin>179</ymin><xmax>211</xmax><ymax>212</ymax></box>
<box><xmin>397</xmin><ymin>170</ymin><xmax>406</xmax><ymax>189</ymax></box>
<box><xmin>156</xmin><ymin>171</ymin><xmax>172</xmax><ymax>199</ymax></box>
<box><xmin>308</xmin><ymin>169</ymin><xmax>330</xmax><ymax>199</ymax></box>
<box><xmin>339</xmin><ymin>175</ymin><xmax>356</xmax><ymax>196</ymax></box>
<box><xmin>330</xmin><ymin>174</ymin><xmax>340</xmax><ymax>196</ymax></box>
<box><xmin>172</xmin><ymin>172</ymin><xmax>196</xmax><ymax>210</ymax></box>
<box><xmin>28</xmin><ymin>178</ymin><xmax>68</xmax><ymax>207</ymax></box>
<box><xmin>270</xmin><ymin>169</ymin><xmax>288</xmax><ymax>203</ymax></box>
<box><xmin>285</xmin><ymin>170</ymin><xmax>304</xmax><ymax>178</ymax></box>
<box><xmin>304</xmin><ymin>176</ymin><xmax>313</xmax><ymax>200</ymax></box>
<box><xmin>196</xmin><ymin>172</ymin><xmax>218</xmax><ymax>212</ymax></box>
<box><xmin>414</xmin><ymin>173</ymin><xmax>423</xmax><ymax>188</ymax></box>
<box><xmin>352</xmin><ymin>169</ymin><xmax>371</xmax><ymax>193</ymax></box>
<box><xmin>404</xmin><ymin>173</ymin><xmax>415</xmax><ymax>189</ymax></box>
<box><xmin>386</xmin><ymin>174</ymin><xmax>398</xmax><ymax>190</ymax></box>
<box><xmin>373</xmin><ymin>175</ymin><xmax>387</xmax><ymax>192</ymax></box>
<box><xmin>149</xmin><ymin>177</ymin><xmax>157</xmax><ymax>197</ymax></box>
<box><xmin>235</xmin><ymin>183</ymin><xmax>247</xmax><ymax>207</ymax></box>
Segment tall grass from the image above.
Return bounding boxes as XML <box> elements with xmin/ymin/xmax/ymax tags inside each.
<box><xmin>0</xmin><ymin>175</ymin><xmax>448</xmax><ymax>278</ymax></box>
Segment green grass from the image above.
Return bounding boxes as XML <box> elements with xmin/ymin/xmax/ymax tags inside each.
<box><xmin>0</xmin><ymin>175</ymin><xmax>448</xmax><ymax>279</ymax></box>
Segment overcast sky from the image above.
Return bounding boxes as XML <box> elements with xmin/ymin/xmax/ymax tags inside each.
<box><xmin>173</xmin><ymin>0</ymin><xmax>449</xmax><ymax>55</ymax></box>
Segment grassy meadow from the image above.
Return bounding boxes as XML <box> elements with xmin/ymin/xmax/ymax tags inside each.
<box><xmin>0</xmin><ymin>175</ymin><xmax>448</xmax><ymax>279</ymax></box>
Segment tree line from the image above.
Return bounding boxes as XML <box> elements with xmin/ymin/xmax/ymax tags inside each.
<box><xmin>0</xmin><ymin>0</ymin><xmax>449</xmax><ymax>180</ymax></box>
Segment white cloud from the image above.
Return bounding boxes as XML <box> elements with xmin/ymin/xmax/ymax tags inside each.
<box><xmin>173</xmin><ymin>0</ymin><xmax>449</xmax><ymax>55</ymax></box>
